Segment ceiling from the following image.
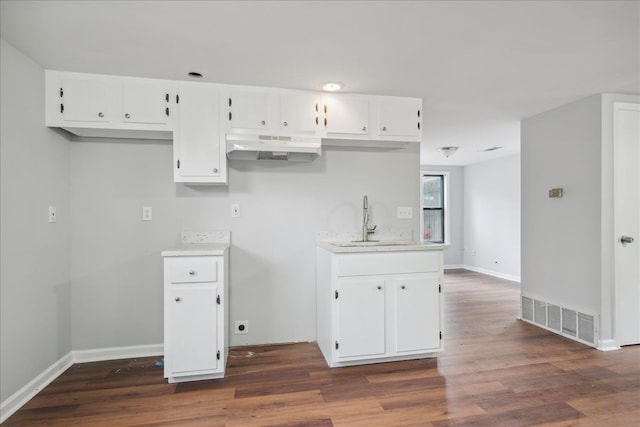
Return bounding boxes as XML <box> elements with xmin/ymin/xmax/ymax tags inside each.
<box><xmin>1</xmin><ymin>1</ymin><xmax>638</xmax><ymax>166</ymax></box>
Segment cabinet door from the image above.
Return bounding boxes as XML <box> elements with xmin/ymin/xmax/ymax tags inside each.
<box><xmin>394</xmin><ymin>276</ymin><xmax>440</xmax><ymax>352</ymax></box>
<box><xmin>336</xmin><ymin>278</ymin><xmax>385</xmax><ymax>358</ymax></box>
<box><xmin>229</xmin><ymin>90</ymin><xmax>275</xmax><ymax>132</ymax></box>
<box><xmin>377</xmin><ymin>98</ymin><xmax>421</xmax><ymax>138</ymax></box>
<box><xmin>62</xmin><ymin>79</ymin><xmax>114</xmax><ymax>123</ymax></box>
<box><xmin>122</xmin><ymin>84</ymin><xmax>170</xmax><ymax>125</ymax></box>
<box><xmin>325</xmin><ymin>95</ymin><xmax>369</xmax><ymax>136</ymax></box>
<box><xmin>280</xmin><ymin>92</ymin><xmax>321</xmax><ymax>135</ymax></box>
<box><xmin>168</xmin><ymin>284</ymin><xmax>218</xmax><ymax>374</ymax></box>
<box><xmin>174</xmin><ymin>85</ymin><xmax>222</xmax><ymax>182</ymax></box>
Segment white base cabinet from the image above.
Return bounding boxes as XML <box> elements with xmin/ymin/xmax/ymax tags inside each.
<box><xmin>317</xmin><ymin>249</ymin><xmax>443</xmax><ymax>367</ymax></box>
<box><xmin>163</xmin><ymin>254</ymin><xmax>228</xmax><ymax>383</ymax></box>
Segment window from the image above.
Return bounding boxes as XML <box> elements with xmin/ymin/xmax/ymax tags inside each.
<box><xmin>422</xmin><ymin>174</ymin><xmax>446</xmax><ymax>243</ymax></box>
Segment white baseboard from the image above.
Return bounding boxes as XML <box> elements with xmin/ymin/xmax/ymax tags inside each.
<box><xmin>461</xmin><ymin>265</ymin><xmax>521</xmax><ymax>283</ymax></box>
<box><xmin>443</xmin><ymin>264</ymin><xmax>465</xmax><ymax>270</ymax></box>
<box><xmin>1</xmin><ymin>344</ymin><xmax>164</xmax><ymax>423</ymax></box>
<box><xmin>73</xmin><ymin>344</ymin><xmax>163</xmax><ymax>363</ymax></box>
<box><xmin>597</xmin><ymin>339</ymin><xmax>621</xmax><ymax>352</ymax></box>
<box><xmin>0</xmin><ymin>352</ymin><xmax>73</xmax><ymax>423</ymax></box>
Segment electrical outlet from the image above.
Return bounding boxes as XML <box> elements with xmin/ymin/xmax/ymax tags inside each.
<box><xmin>235</xmin><ymin>320</ymin><xmax>248</xmax><ymax>335</ymax></box>
<box><xmin>397</xmin><ymin>206</ymin><xmax>413</xmax><ymax>219</ymax></box>
<box><xmin>231</xmin><ymin>204</ymin><xmax>240</xmax><ymax>218</ymax></box>
<box><xmin>142</xmin><ymin>206</ymin><xmax>152</xmax><ymax>221</ymax></box>
<box><xmin>48</xmin><ymin>206</ymin><xmax>57</xmax><ymax>223</ymax></box>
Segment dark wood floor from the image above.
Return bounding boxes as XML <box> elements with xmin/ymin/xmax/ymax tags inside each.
<box><xmin>6</xmin><ymin>269</ymin><xmax>640</xmax><ymax>426</ymax></box>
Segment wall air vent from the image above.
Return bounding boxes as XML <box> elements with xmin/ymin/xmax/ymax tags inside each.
<box><xmin>520</xmin><ymin>295</ymin><xmax>597</xmax><ymax>347</ymax></box>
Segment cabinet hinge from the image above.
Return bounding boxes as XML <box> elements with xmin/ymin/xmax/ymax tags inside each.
<box><xmin>324</xmin><ymin>117</ymin><xmax>327</xmax><ymax>127</ymax></box>
<box><xmin>59</xmin><ymin>88</ymin><xmax>63</xmax><ymax>98</ymax></box>
<box><xmin>418</xmin><ymin>109</ymin><xmax>421</xmax><ymax>118</ymax></box>
<box><xmin>177</xmin><ymin>159</ymin><xmax>180</xmax><ymax>169</ymax></box>
<box><xmin>165</xmin><ymin>107</ymin><xmax>170</xmax><ymax>117</ymax></box>
<box><xmin>216</xmin><ymin>295</ymin><xmax>221</xmax><ymax>305</ymax></box>
<box><xmin>165</xmin><ymin>93</ymin><xmax>169</xmax><ymax>102</ymax></box>
<box><xmin>315</xmin><ymin>116</ymin><xmax>319</xmax><ymax>125</ymax></box>
<box><xmin>315</xmin><ymin>103</ymin><xmax>318</xmax><ymax>112</ymax></box>
<box><xmin>324</xmin><ymin>104</ymin><xmax>327</xmax><ymax>114</ymax></box>
<box><xmin>216</xmin><ymin>350</ymin><xmax>220</xmax><ymax>360</ymax></box>
<box><xmin>418</xmin><ymin>122</ymin><xmax>421</xmax><ymax>130</ymax></box>
<box><xmin>439</xmin><ymin>284</ymin><xmax>441</xmax><ymax>293</ymax></box>
<box><xmin>176</xmin><ymin>94</ymin><xmax>180</xmax><ymax>104</ymax></box>
<box><xmin>334</xmin><ymin>290</ymin><xmax>339</xmax><ymax>299</ymax></box>
<box><xmin>335</xmin><ymin>341</ymin><xmax>339</xmax><ymax>350</ymax></box>
<box><xmin>229</xmin><ymin>112</ymin><xmax>232</xmax><ymax>121</ymax></box>
<box><xmin>440</xmin><ymin>331</ymin><xmax>443</xmax><ymax>340</ymax></box>
<box><xmin>228</xmin><ymin>97</ymin><xmax>232</xmax><ymax>107</ymax></box>
<box><xmin>60</xmin><ymin>104</ymin><xmax>64</xmax><ymax>114</ymax></box>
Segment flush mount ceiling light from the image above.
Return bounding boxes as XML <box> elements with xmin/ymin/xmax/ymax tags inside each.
<box><xmin>482</xmin><ymin>146</ymin><xmax>503</xmax><ymax>152</ymax></box>
<box><xmin>437</xmin><ymin>146</ymin><xmax>459</xmax><ymax>158</ymax></box>
<box><xmin>188</xmin><ymin>72</ymin><xmax>203</xmax><ymax>78</ymax></box>
<box><xmin>322</xmin><ymin>81</ymin><xmax>344</xmax><ymax>92</ymax></box>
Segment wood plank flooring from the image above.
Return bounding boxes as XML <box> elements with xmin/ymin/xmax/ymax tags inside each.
<box><xmin>5</xmin><ymin>269</ymin><xmax>639</xmax><ymax>426</ymax></box>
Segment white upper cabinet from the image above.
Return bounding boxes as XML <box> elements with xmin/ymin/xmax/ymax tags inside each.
<box><xmin>376</xmin><ymin>97</ymin><xmax>422</xmax><ymax>139</ymax></box>
<box><xmin>173</xmin><ymin>84</ymin><xmax>226</xmax><ymax>184</ymax></box>
<box><xmin>224</xmin><ymin>87</ymin><xmax>323</xmax><ymax>137</ymax></box>
<box><xmin>122</xmin><ymin>83</ymin><xmax>171</xmax><ymax>125</ymax></box>
<box><xmin>61</xmin><ymin>79</ymin><xmax>115</xmax><ymax>123</ymax></box>
<box><xmin>324</xmin><ymin>94</ymin><xmax>370</xmax><ymax>136</ymax></box>
<box><xmin>280</xmin><ymin>92</ymin><xmax>323</xmax><ymax>136</ymax></box>
<box><xmin>46</xmin><ymin>70</ymin><xmax>175</xmax><ymax>139</ymax></box>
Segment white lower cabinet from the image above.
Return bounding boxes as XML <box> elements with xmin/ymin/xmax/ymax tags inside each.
<box><xmin>163</xmin><ymin>255</ymin><xmax>228</xmax><ymax>382</ymax></box>
<box><xmin>317</xmin><ymin>249</ymin><xmax>443</xmax><ymax>367</ymax></box>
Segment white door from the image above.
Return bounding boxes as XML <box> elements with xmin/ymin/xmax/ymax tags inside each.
<box><xmin>325</xmin><ymin>94</ymin><xmax>369</xmax><ymax>136</ymax></box>
<box><xmin>614</xmin><ymin>102</ymin><xmax>640</xmax><ymax>346</ymax></box>
<box><xmin>280</xmin><ymin>92</ymin><xmax>320</xmax><ymax>135</ymax></box>
<box><xmin>395</xmin><ymin>277</ymin><xmax>440</xmax><ymax>352</ymax></box>
<box><xmin>229</xmin><ymin>90</ymin><xmax>274</xmax><ymax>131</ymax></box>
<box><xmin>62</xmin><ymin>79</ymin><xmax>114</xmax><ymax>123</ymax></box>
<box><xmin>174</xmin><ymin>85</ymin><xmax>221</xmax><ymax>181</ymax></box>
<box><xmin>336</xmin><ymin>278</ymin><xmax>385</xmax><ymax>358</ymax></box>
<box><xmin>169</xmin><ymin>285</ymin><xmax>218</xmax><ymax>373</ymax></box>
<box><xmin>122</xmin><ymin>83</ymin><xmax>169</xmax><ymax>125</ymax></box>
<box><xmin>377</xmin><ymin>98</ymin><xmax>421</xmax><ymax>138</ymax></box>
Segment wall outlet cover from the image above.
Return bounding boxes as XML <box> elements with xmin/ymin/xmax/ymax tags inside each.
<box><xmin>231</xmin><ymin>204</ymin><xmax>240</xmax><ymax>218</ymax></box>
<box><xmin>142</xmin><ymin>206</ymin><xmax>152</xmax><ymax>221</ymax></box>
<box><xmin>48</xmin><ymin>206</ymin><xmax>57</xmax><ymax>223</ymax></box>
<box><xmin>234</xmin><ymin>320</ymin><xmax>248</xmax><ymax>334</ymax></box>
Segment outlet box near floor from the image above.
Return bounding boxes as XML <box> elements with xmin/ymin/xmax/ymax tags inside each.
<box><xmin>235</xmin><ymin>320</ymin><xmax>248</xmax><ymax>335</ymax></box>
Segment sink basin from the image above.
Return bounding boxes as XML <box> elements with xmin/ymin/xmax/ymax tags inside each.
<box><xmin>330</xmin><ymin>241</ymin><xmax>417</xmax><ymax>248</ymax></box>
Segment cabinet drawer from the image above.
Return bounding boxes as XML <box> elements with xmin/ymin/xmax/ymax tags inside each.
<box><xmin>336</xmin><ymin>251</ymin><xmax>441</xmax><ymax>277</ymax></box>
<box><xmin>167</xmin><ymin>257</ymin><xmax>218</xmax><ymax>283</ymax></box>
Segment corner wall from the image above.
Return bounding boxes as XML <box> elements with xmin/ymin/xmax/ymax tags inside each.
<box><xmin>462</xmin><ymin>154</ymin><xmax>521</xmax><ymax>281</ymax></box>
<box><xmin>0</xmin><ymin>39</ymin><xmax>72</xmax><ymax>402</ymax></box>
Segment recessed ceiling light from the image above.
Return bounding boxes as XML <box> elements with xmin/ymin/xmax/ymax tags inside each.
<box><xmin>322</xmin><ymin>82</ymin><xmax>344</xmax><ymax>92</ymax></box>
<box><xmin>188</xmin><ymin>72</ymin><xmax>203</xmax><ymax>78</ymax></box>
<box><xmin>482</xmin><ymin>146</ymin><xmax>503</xmax><ymax>152</ymax></box>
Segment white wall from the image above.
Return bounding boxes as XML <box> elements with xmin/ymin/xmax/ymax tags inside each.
<box><xmin>463</xmin><ymin>154</ymin><xmax>521</xmax><ymax>281</ymax></box>
<box><xmin>0</xmin><ymin>39</ymin><xmax>72</xmax><ymax>401</ymax></box>
<box><xmin>420</xmin><ymin>165</ymin><xmax>464</xmax><ymax>267</ymax></box>
<box><xmin>70</xmin><ymin>142</ymin><xmax>421</xmax><ymax>349</ymax></box>
<box><xmin>521</xmin><ymin>95</ymin><xmax>603</xmax><ymax>313</ymax></box>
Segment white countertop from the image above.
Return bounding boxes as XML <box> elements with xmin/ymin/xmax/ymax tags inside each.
<box><xmin>317</xmin><ymin>241</ymin><xmax>448</xmax><ymax>253</ymax></box>
<box><xmin>161</xmin><ymin>243</ymin><xmax>229</xmax><ymax>257</ymax></box>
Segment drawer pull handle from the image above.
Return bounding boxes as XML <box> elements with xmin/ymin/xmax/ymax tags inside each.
<box><xmin>175</xmin><ymin>297</ymin><xmax>181</xmax><ymax>302</ymax></box>
<box><xmin>188</xmin><ymin>270</ymin><xmax>196</xmax><ymax>276</ymax></box>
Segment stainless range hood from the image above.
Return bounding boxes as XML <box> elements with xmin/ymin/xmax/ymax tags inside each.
<box><xmin>226</xmin><ymin>134</ymin><xmax>321</xmax><ymax>162</ymax></box>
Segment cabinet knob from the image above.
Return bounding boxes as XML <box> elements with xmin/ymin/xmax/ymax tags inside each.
<box><xmin>362</xmin><ymin>126</ymin><xmax>367</xmax><ymax>132</ymax></box>
<box><xmin>213</xmin><ymin>168</ymin><xmax>218</xmax><ymax>173</ymax></box>
<box><xmin>188</xmin><ymin>270</ymin><xmax>196</xmax><ymax>276</ymax></box>
<box><xmin>175</xmin><ymin>297</ymin><xmax>181</xmax><ymax>302</ymax></box>
<box><xmin>382</xmin><ymin>126</ymin><xmax>387</xmax><ymax>131</ymax></box>
<box><xmin>283</xmin><ymin>121</ymin><xmax>288</xmax><ymax>127</ymax></box>
<box><xmin>401</xmin><ymin>285</ymin><xmax>406</xmax><ymax>290</ymax></box>
<box><xmin>377</xmin><ymin>285</ymin><xmax>382</xmax><ymax>290</ymax></box>
<box><xmin>125</xmin><ymin>113</ymin><xmax>131</xmax><ymax>119</ymax></box>
<box><xmin>261</xmin><ymin>120</ymin><xmax>266</xmax><ymax>126</ymax></box>
<box><xmin>98</xmin><ymin>112</ymin><xmax>104</xmax><ymax>118</ymax></box>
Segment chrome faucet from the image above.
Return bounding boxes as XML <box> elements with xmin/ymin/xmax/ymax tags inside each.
<box><xmin>362</xmin><ymin>195</ymin><xmax>377</xmax><ymax>241</ymax></box>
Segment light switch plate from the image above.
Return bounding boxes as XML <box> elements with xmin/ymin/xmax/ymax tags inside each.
<box><xmin>142</xmin><ymin>206</ymin><xmax>152</xmax><ymax>221</ymax></box>
<box><xmin>397</xmin><ymin>206</ymin><xmax>413</xmax><ymax>219</ymax></box>
<box><xmin>231</xmin><ymin>204</ymin><xmax>240</xmax><ymax>218</ymax></box>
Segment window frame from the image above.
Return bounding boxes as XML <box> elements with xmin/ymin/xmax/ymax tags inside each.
<box><xmin>420</xmin><ymin>171</ymin><xmax>449</xmax><ymax>244</ymax></box>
